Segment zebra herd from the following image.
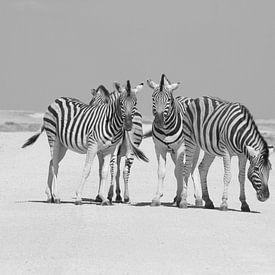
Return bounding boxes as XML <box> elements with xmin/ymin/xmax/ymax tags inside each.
<box><xmin>22</xmin><ymin>74</ymin><xmax>272</xmax><ymax>211</ymax></box>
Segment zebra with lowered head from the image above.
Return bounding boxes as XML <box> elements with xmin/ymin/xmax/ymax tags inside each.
<box><xmin>89</xmin><ymin>85</ymin><xmax>148</xmax><ymax>203</ymax></box>
<box><xmin>182</xmin><ymin>96</ymin><xmax>272</xmax><ymax>211</ymax></box>
<box><xmin>22</xmin><ymin>80</ymin><xmax>145</xmax><ymax>205</ymax></box>
<box><xmin>147</xmin><ymin>74</ymin><xmax>202</xmax><ymax>208</ymax></box>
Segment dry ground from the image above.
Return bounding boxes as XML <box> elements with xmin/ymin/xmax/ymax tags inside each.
<box><xmin>0</xmin><ymin>132</ymin><xmax>275</xmax><ymax>274</ymax></box>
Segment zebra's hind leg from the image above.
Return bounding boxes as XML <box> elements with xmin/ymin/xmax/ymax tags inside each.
<box><xmin>123</xmin><ymin>156</ymin><xmax>133</xmax><ymax>203</ymax></box>
<box><xmin>46</xmin><ymin>141</ymin><xmax>67</xmax><ymax>203</ymax></box>
<box><xmin>238</xmin><ymin>156</ymin><xmax>250</xmax><ymax>212</ymax></box>
<box><xmin>198</xmin><ymin>152</ymin><xmax>215</xmax><ymax>209</ymax></box>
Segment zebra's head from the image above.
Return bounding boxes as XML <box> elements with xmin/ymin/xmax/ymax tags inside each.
<box><xmin>246</xmin><ymin>145</ymin><xmax>272</xmax><ymax>202</ymax></box>
<box><xmin>114</xmin><ymin>80</ymin><xmax>144</xmax><ymax>131</ymax></box>
<box><xmin>147</xmin><ymin>74</ymin><xmax>180</xmax><ymax>129</ymax></box>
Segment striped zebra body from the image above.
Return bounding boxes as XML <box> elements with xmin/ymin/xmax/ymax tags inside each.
<box><xmin>147</xmin><ymin>74</ymin><xmax>202</xmax><ymax>208</ymax></box>
<box><xmin>44</xmin><ymin>97</ymin><xmax>123</xmax><ymax>154</ymax></box>
<box><xmin>89</xmin><ymin>88</ymin><xmax>147</xmax><ymax>203</ymax></box>
<box><xmin>22</xmin><ymin>81</ymin><xmax>145</xmax><ymax>205</ymax></box>
<box><xmin>108</xmin><ymin>110</ymin><xmax>144</xmax><ymax>203</ymax></box>
<box><xmin>183</xmin><ymin>96</ymin><xmax>271</xmax><ymax>211</ymax></box>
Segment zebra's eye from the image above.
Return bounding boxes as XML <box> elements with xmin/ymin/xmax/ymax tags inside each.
<box><xmin>254</xmin><ymin>166</ymin><xmax>260</xmax><ymax>172</ymax></box>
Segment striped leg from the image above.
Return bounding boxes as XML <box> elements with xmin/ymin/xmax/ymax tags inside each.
<box><xmin>114</xmin><ymin>156</ymin><xmax>122</xmax><ymax>203</ymax></box>
<box><xmin>198</xmin><ymin>153</ymin><xmax>215</xmax><ymax>209</ymax></box>
<box><xmin>97</xmin><ymin>152</ymin><xmax>112</xmax><ymax>205</ymax></box>
<box><xmin>75</xmin><ymin>145</ymin><xmax>98</xmax><ymax>205</ymax></box>
<box><xmin>190</xmin><ymin>148</ymin><xmax>203</xmax><ymax>206</ymax></box>
<box><xmin>123</xmin><ymin>156</ymin><xmax>133</xmax><ymax>203</ymax></box>
<box><xmin>220</xmin><ymin>152</ymin><xmax>232</xmax><ymax>210</ymax></box>
<box><xmin>46</xmin><ymin>140</ymin><xmax>67</xmax><ymax>203</ymax></box>
<box><xmin>171</xmin><ymin>144</ymin><xmax>187</xmax><ymax>208</ymax></box>
<box><xmin>151</xmin><ymin>145</ymin><xmax>166</xmax><ymax>206</ymax></box>
<box><xmin>238</xmin><ymin>156</ymin><xmax>250</xmax><ymax>212</ymax></box>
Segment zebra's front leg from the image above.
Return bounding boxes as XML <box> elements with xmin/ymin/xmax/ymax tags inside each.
<box><xmin>75</xmin><ymin>146</ymin><xmax>97</xmax><ymax>205</ymax></box>
<box><xmin>98</xmin><ymin>153</ymin><xmax>112</xmax><ymax>206</ymax></box>
<box><xmin>238</xmin><ymin>156</ymin><xmax>250</xmax><ymax>212</ymax></box>
<box><xmin>171</xmin><ymin>145</ymin><xmax>187</xmax><ymax>208</ymax></box>
<box><xmin>220</xmin><ymin>152</ymin><xmax>232</xmax><ymax>211</ymax></box>
<box><xmin>198</xmin><ymin>153</ymin><xmax>215</xmax><ymax>209</ymax></box>
<box><xmin>123</xmin><ymin>156</ymin><xmax>133</xmax><ymax>203</ymax></box>
<box><xmin>107</xmin><ymin>153</ymin><xmax>120</xmax><ymax>203</ymax></box>
<box><xmin>151</xmin><ymin>146</ymin><xmax>166</xmax><ymax>206</ymax></box>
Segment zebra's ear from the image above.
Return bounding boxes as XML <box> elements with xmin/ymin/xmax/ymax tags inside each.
<box><xmin>90</xmin><ymin>88</ymin><xmax>97</xmax><ymax>97</ymax></box>
<box><xmin>163</xmin><ymin>75</ymin><xmax>171</xmax><ymax>86</ymax></box>
<box><xmin>168</xmin><ymin>82</ymin><xmax>180</xmax><ymax>91</ymax></box>
<box><xmin>114</xmin><ymin>82</ymin><xmax>123</xmax><ymax>93</ymax></box>
<box><xmin>133</xmin><ymin>83</ymin><xmax>144</xmax><ymax>94</ymax></box>
<box><xmin>147</xmin><ymin>79</ymin><xmax>158</xmax><ymax>90</ymax></box>
<box><xmin>246</xmin><ymin>145</ymin><xmax>260</xmax><ymax>158</ymax></box>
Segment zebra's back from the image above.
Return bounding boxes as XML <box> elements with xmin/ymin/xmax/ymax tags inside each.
<box><xmin>43</xmin><ymin>97</ymin><xmax>107</xmax><ymax>154</ymax></box>
<box><xmin>184</xmin><ymin>96</ymin><xmax>264</xmax><ymax>156</ymax></box>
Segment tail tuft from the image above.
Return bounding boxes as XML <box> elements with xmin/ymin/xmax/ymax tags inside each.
<box><xmin>22</xmin><ymin>127</ymin><xmax>44</xmax><ymax>148</ymax></box>
<box><xmin>125</xmin><ymin>131</ymin><xmax>149</xmax><ymax>162</ymax></box>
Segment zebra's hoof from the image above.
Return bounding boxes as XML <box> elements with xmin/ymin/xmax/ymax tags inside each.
<box><xmin>205</xmin><ymin>201</ymin><xmax>215</xmax><ymax>209</ymax></box>
<box><xmin>178</xmin><ymin>201</ymin><xmax>188</xmax><ymax>209</ymax></box>
<box><xmin>95</xmin><ymin>195</ymin><xmax>102</xmax><ymax>203</ymax></box>
<box><xmin>220</xmin><ymin>204</ymin><xmax>228</xmax><ymax>211</ymax></box>
<box><xmin>101</xmin><ymin>200</ymin><xmax>111</xmax><ymax>206</ymax></box>
<box><xmin>151</xmin><ymin>199</ymin><xmax>161</xmax><ymax>207</ymax></box>
<box><xmin>115</xmin><ymin>195</ymin><xmax>123</xmax><ymax>203</ymax></box>
<box><xmin>54</xmin><ymin>198</ymin><xmax>61</xmax><ymax>204</ymax></box>
<box><xmin>195</xmin><ymin>199</ymin><xmax>203</xmax><ymax>207</ymax></box>
<box><xmin>75</xmin><ymin>200</ymin><xmax>82</xmax><ymax>206</ymax></box>
<box><xmin>241</xmin><ymin>202</ymin><xmax>250</xmax><ymax>212</ymax></box>
<box><xmin>124</xmin><ymin>197</ymin><xmax>130</xmax><ymax>204</ymax></box>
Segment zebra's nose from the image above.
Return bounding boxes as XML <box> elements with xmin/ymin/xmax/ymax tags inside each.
<box><xmin>155</xmin><ymin>112</ymin><xmax>164</xmax><ymax>128</ymax></box>
<box><xmin>124</xmin><ymin>116</ymin><xmax>132</xmax><ymax>131</ymax></box>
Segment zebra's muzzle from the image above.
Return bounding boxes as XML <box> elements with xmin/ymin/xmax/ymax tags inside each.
<box><xmin>154</xmin><ymin>112</ymin><xmax>164</xmax><ymax>128</ymax></box>
<box><xmin>256</xmin><ymin>187</ymin><xmax>270</xmax><ymax>202</ymax></box>
<box><xmin>124</xmin><ymin>116</ymin><xmax>133</xmax><ymax>131</ymax></box>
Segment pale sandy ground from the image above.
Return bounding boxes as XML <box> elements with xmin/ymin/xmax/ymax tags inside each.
<box><xmin>1</xmin><ymin>131</ymin><xmax>275</xmax><ymax>275</ymax></box>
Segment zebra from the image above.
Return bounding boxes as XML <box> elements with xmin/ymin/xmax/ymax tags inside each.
<box><xmin>147</xmin><ymin>74</ymin><xmax>203</xmax><ymax>208</ymax></box>
<box><xmin>89</xmin><ymin>86</ymin><xmax>148</xmax><ymax>203</ymax></box>
<box><xmin>182</xmin><ymin>96</ymin><xmax>272</xmax><ymax>211</ymax></box>
<box><xmin>22</xmin><ymin>80</ymin><xmax>145</xmax><ymax>205</ymax></box>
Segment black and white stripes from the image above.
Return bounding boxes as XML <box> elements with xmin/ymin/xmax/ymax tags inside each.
<box><xmin>183</xmin><ymin>96</ymin><xmax>271</xmax><ymax>210</ymax></box>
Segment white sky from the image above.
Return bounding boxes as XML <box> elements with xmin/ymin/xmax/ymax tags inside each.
<box><xmin>0</xmin><ymin>0</ymin><xmax>274</xmax><ymax>118</ymax></box>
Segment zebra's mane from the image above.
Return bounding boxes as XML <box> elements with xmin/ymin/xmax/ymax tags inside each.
<box><xmin>126</xmin><ymin>80</ymin><xmax>131</xmax><ymax>96</ymax></box>
<box><xmin>159</xmin><ymin>74</ymin><xmax>165</xmax><ymax>92</ymax></box>
<box><xmin>240</xmin><ymin>104</ymin><xmax>269</xmax><ymax>164</ymax></box>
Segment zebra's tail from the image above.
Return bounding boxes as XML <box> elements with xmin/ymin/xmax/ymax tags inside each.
<box><xmin>22</xmin><ymin>126</ymin><xmax>45</xmax><ymax>148</ymax></box>
<box><xmin>125</xmin><ymin>130</ymin><xmax>149</xmax><ymax>162</ymax></box>
<box><xmin>143</xmin><ymin>129</ymin><xmax>152</xmax><ymax>139</ymax></box>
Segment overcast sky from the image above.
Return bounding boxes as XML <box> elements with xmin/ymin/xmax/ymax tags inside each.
<box><xmin>0</xmin><ymin>0</ymin><xmax>274</xmax><ymax>118</ymax></box>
